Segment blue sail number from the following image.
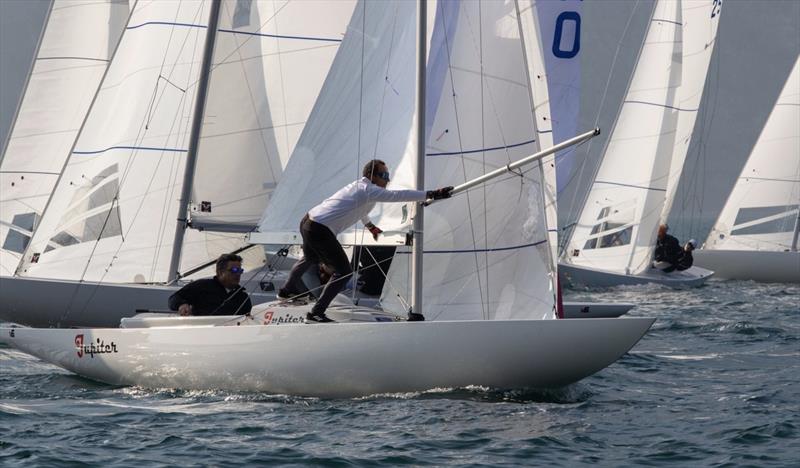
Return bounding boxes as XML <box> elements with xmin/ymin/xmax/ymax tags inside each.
<box><xmin>552</xmin><ymin>11</ymin><xmax>581</xmax><ymax>59</ymax></box>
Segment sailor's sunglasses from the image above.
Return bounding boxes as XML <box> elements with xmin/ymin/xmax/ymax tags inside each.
<box><xmin>229</xmin><ymin>266</ymin><xmax>245</xmax><ymax>274</ymax></box>
<box><xmin>376</xmin><ymin>171</ymin><xmax>390</xmax><ymax>181</ymax></box>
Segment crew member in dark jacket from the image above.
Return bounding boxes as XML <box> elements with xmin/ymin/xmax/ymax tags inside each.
<box><xmin>168</xmin><ymin>253</ymin><xmax>252</xmax><ymax>316</ymax></box>
<box><xmin>664</xmin><ymin>239</ymin><xmax>696</xmax><ymax>273</ymax></box>
<box><xmin>654</xmin><ymin>223</ymin><xmax>682</xmax><ymax>266</ymax></box>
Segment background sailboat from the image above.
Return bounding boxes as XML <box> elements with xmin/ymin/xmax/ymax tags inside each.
<box><xmin>559</xmin><ymin>0</ymin><xmax>720</xmax><ymax>288</ymax></box>
<box><xmin>693</xmin><ymin>56</ymin><xmax>800</xmax><ymax>283</ymax></box>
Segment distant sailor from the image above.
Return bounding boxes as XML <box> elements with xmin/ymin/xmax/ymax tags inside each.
<box><xmin>168</xmin><ymin>253</ymin><xmax>252</xmax><ymax>316</ymax></box>
<box><xmin>653</xmin><ymin>224</ymin><xmax>681</xmax><ymax>271</ymax></box>
<box><xmin>662</xmin><ymin>239</ymin><xmax>696</xmax><ymax>273</ymax></box>
<box><xmin>279</xmin><ymin>159</ymin><xmax>453</xmax><ymax>323</ymax></box>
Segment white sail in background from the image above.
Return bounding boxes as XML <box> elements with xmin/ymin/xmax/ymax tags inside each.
<box><xmin>530</xmin><ymin>0</ymin><xmax>582</xmax><ymax>193</ymax></box>
<box><xmin>704</xmin><ymin>56</ymin><xmax>800</xmax><ymax>252</ymax></box>
<box><xmin>255</xmin><ymin>0</ymin><xmax>422</xmax><ymax>245</ymax></box>
<box><xmin>0</xmin><ymin>0</ymin><xmax>129</xmax><ymax>275</ymax></box>
<box><xmin>659</xmin><ymin>0</ymin><xmax>722</xmax><ymax>221</ymax></box>
<box><xmin>563</xmin><ymin>0</ymin><xmax>683</xmax><ymax>276</ymax></box>
<box><xmin>381</xmin><ymin>0</ymin><xmax>555</xmax><ymax>321</ymax></box>
<box><xmin>18</xmin><ymin>1</ymin><xmax>216</xmax><ymax>283</ymax></box>
<box><xmin>190</xmin><ymin>0</ymin><xmax>355</xmax><ymax>231</ymax></box>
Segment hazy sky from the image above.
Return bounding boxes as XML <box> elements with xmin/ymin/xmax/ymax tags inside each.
<box><xmin>1</xmin><ymin>0</ymin><xmax>798</xmax><ymax>244</ymax></box>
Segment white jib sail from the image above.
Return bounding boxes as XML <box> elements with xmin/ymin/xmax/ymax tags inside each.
<box><xmin>659</xmin><ymin>0</ymin><xmax>723</xmax><ymax>222</ymax></box>
<box><xmin>190</xmin><ymin>0</ymin><xmax>355</xmax><ymax>231</ymax></box>
<box><xmin>380</xmin><ymin>0</ymin><xmax>555</xmax><ymax>321</ymax></box>
<box><xmin>0</xmin><ymin>0</ymin><xmax>129</xmax><ymax>276</ymax></box>
<box><xmin>563</xmin><ymin>0</ymin><xmax>683</xmax><ymax>276</ymax></box>
<box><xmin>255</xmin><ymin>0</ymin><xmax>423</xmax><ymax>246</ymax></box>
<box><xmin>18</xmin><ymin>1</ymin><xmax>217</xmax><ymax>283</ymax></box>
<box><xmin>704</xmin><ymin>56</ymin><xmax>800</xmax><ymax>252</ymax></box>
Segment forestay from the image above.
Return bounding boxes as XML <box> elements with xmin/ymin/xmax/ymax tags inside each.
<box><xmin>17</xmin><ymin>1</ymin><xmax>243</xmax><ymax>283</ymax></box>
<box><xmin>380</xmin><ymin>0</ymin><xmax>555</xmax><ymax>321</ymax></box>
<box><xmin>0</xmin><ymin>0</ymin><xmax>129</xmax><ymax>275</ymax></box>
<box><xmin>704</xmin><ymin>56</ymin><xmax>800</xmax><ymax>252</ymax></box>
<box><xmin>190</xmin><ymin>0</ymin><xmax>355</xmax><ymax>231</ymax></box>
<box><xmin>563</xmin><ymin>0</ymin><xmax>683</xmax><ymax>276</ymax></box>
<box><xmin>255</xmin><ymin>0</ymin><xmax>423</xmax><ymax>246</ymax></box>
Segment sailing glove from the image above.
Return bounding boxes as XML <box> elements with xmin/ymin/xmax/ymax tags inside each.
<box><xmin>427</xmin><ymin>186</ymin><xmax>454</xmax><ymax>200</ymax></box>
<box><xmin>366</xmin><ymin>223</ymin><xmax>383</xmax><ymax>241</ymax></box>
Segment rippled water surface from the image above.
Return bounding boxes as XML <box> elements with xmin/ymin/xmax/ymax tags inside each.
<box><xmin>2</xmin><ymin>279</ymin><xmax>798</xmax><ymax>466</ymax></box>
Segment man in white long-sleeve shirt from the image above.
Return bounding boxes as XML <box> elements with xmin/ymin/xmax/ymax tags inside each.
<box><xmin>280</xmin><ymin>159</ymin><xmax>453</xmax><ymax>323</ymax></box>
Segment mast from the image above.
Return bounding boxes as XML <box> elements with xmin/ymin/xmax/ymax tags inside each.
<box><xmin>167</xmin><ymin>0</ymin><xmax>222</xmax><ymax>283</ymax></box>
<box><xmin>411</xmin><ymin>0</ymin><xmax>427</xmax><ymax>318</ymax></box>
<box><xmin>791</xmin><ymin>211</ymin><xmax>800</xmax><ymax>252</ymax></box>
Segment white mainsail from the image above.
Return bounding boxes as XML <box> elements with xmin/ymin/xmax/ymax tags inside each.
<box><xmin>190</xmin><ymin>0</ymin><xmax>355</xmax><ymax>231</ymax></box>
<box><xmin>254</xmin><ymin>0</ymin><xmax>424</xmax><ymax>246</ymax></box>
<box><xmin>18</xmin><ymin>1</ymin><xmax>214</xmax><ymax>283</ymax></box>
<box><xmin>659</xmin><ymin>0</ymin><xmax>722</xmax><ymax>221</ymax></box>
<box><xmin>0</xmin><ymin>0</ymin><xmax>129</xmax><ymax>275</ymax></box>
<box><xmin>15</xmin><ymin>0</ymin><xmax>354</xmax><ymax>284</ymax></box>
<box><xmin>379</xmin><ymin>0</ymin><xmax>555</xmax><ymax>321</ymax></box>
<box><xmin>565</xmin><ymin>1</ymin><xmax>704</xmax><ymax>275</ymax></box>
<box><xmin>704</xmin><ymin>56</ymin><xmax>800</xmax><ymax>252</ymax></box>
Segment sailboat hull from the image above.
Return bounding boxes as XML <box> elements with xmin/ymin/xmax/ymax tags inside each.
<box><xmin>559</xmin><ymin>263</ymin><xmax>714</xmax><ymax>288</ymax></box>
<box><xmin>0</xmin><ymin>318</ymin><xmax>654</xmax><ymax>398</ymax></box>
<box><xmin>562</xmin><ymin>301</ymin><xmax>633</xmax><ymax>318</ymax></box>
<box><xmin>693</xmin><ymin>250</ymin><xmax>800</xmax><ymax>283</ymax></box>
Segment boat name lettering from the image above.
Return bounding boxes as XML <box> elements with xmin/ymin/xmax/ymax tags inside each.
<box><xmin>262</xmin><ymin>310</ymin><xmax>304</xmax><ymax>325</ymax></box>
<box><xmin>74</xmin><ymin>334</ymin><xmax>119</xmax><ymax>358</ymax></box>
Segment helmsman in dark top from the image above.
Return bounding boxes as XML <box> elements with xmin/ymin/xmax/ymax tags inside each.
<box><xmin>168</xmin><ymin>253</ymin><xmax>252</xmax><ymax>316</ymax></box>
<box><xmin>654</xmin><ymin>224</ymin><xmax>682</xmax><ymax>268</ymax></box>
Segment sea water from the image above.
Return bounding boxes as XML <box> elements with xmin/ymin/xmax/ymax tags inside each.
<box><xmin>1</xmin><ymin>279</ymin><xmax>798</xmax><ymax>466</ymax></box>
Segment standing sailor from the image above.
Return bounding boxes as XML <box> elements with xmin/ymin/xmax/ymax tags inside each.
<box><xmin>279</xmin><ymin>159</ymin><xmax>452</xmax><ymax>323</ymax></box>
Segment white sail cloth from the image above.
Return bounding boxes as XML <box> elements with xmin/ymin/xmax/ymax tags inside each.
<box><xmin>380</xmin><ymin>0</ymin><xmax>555</xmax><ymax>321</ymax></box>
<box><xmin>256</xmin><ymin>0</ymin><xmax>423</xmax><ymax>245</ymax></box>
<box><xmin>190</xmin><ymin>0</ymin><xmax>355</xmax><ymax>231</ymax></box>
<box><xmin>0</xmin><ymin>0</ymin><xmax>129</xmax><ymax>275</ymax></box>
<box><xmin>18</xmin><ymin>1</ymin><xmax>224</xmax><ymax>283</ymax></box>
<box><xmin>704</xmin><ymin>56</ymin><xmax>800</xmax><ymax>252</ymax></box>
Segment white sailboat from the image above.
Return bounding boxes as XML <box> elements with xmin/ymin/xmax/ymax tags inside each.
<box><xmin>1</xmin><ymin>0</ymin><xmax>654</xmax><ymax>397</ymax></box>
<box><xmin>0</xmin><ymin>0</ymin><xmax>356</xmax><ymax>327</ymax></box>
<box><xmin>559</xmin><ymin>0</ymin><xmax>719</xmax><ymax>288</ymax></box>
<box><xmin>693</xmin><ymin>56</ymin><xmax>800</xmax><ymax>283</ymax></box>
